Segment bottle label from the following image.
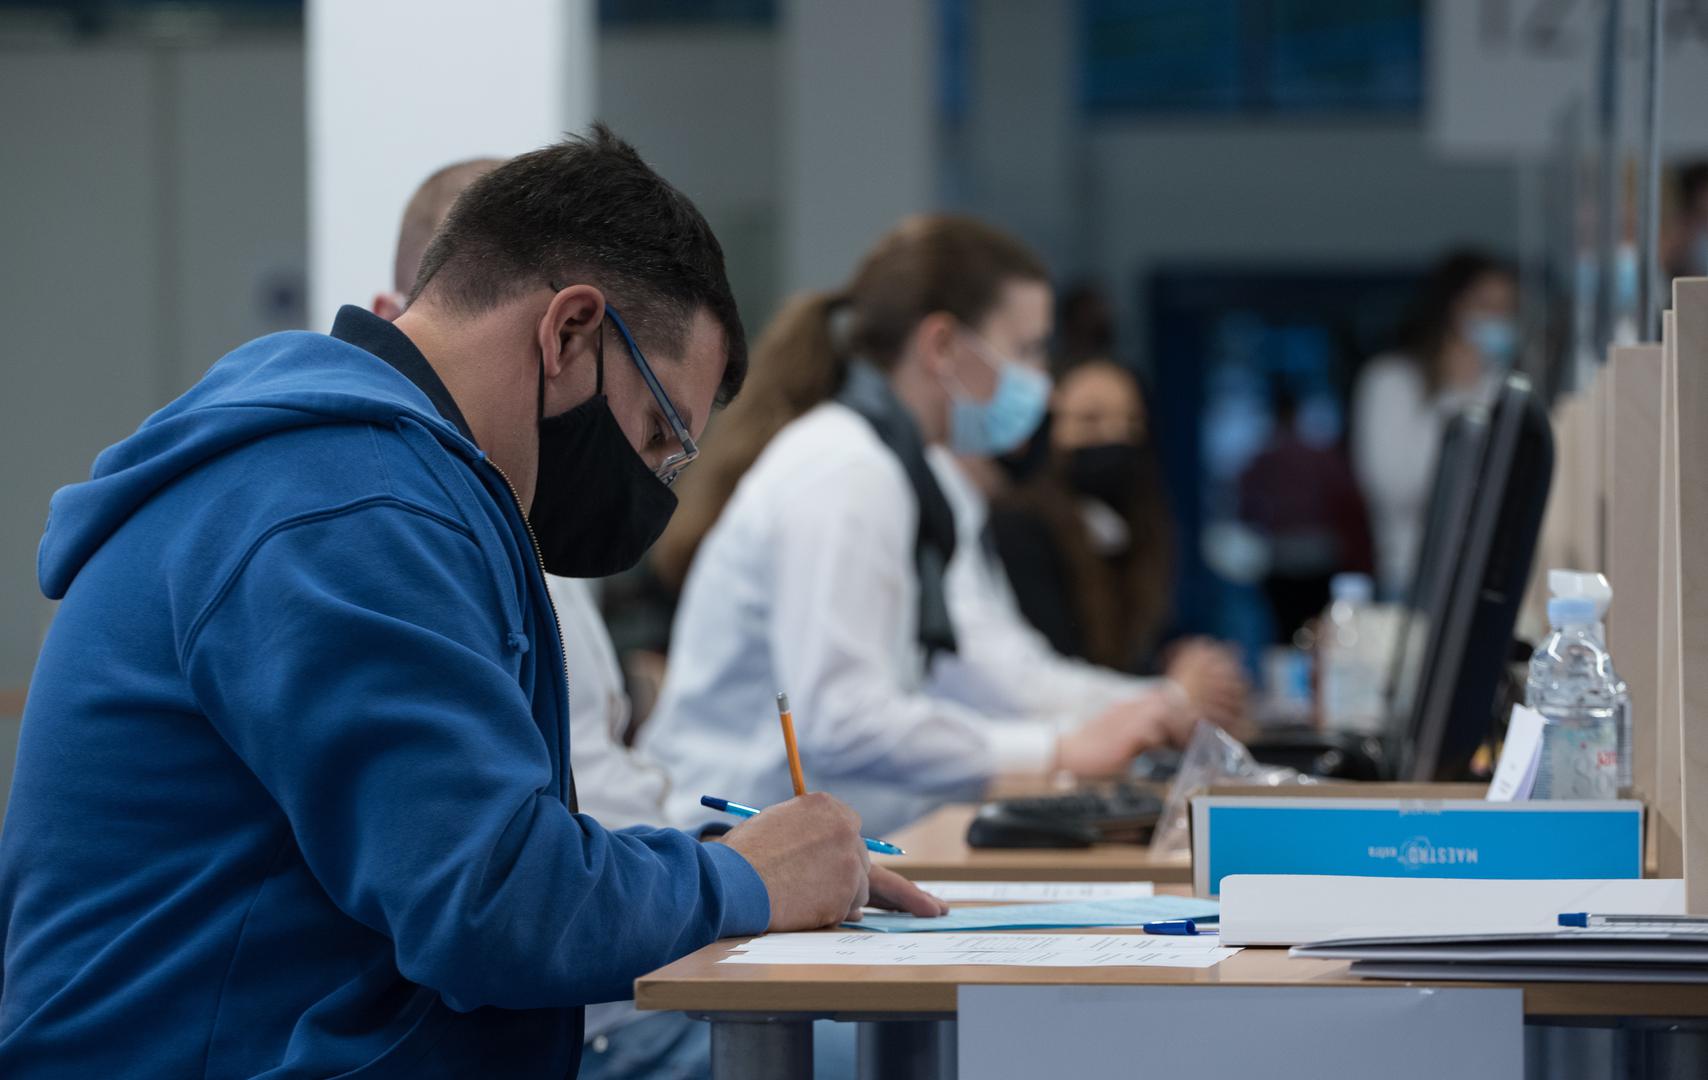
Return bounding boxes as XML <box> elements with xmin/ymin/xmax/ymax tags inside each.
<box><xmin>1537</xmin><ymin>721</ymin><xmax>1618</xmax><ymax>800</ymax></box>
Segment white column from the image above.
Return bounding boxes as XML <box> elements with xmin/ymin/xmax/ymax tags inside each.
<box><xmin>306</xmin><ymin>0</ymin><xmax>595</xmax><ymax>327</ymax></box>
<box><xmin>964</xmin><ymin>0</ymin><xmax>1083</xmax><ymax>276</ymax></box>
<box><xmin>780</xmin><ymin>0</ymin><xmax>936</xmax><ymax>293</ymax></box>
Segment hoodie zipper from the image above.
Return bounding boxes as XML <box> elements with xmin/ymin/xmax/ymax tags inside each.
<box><xmin>485</xmin><ymin>457</ymin><xmax>574</xmax><ymax>805</ymax></box>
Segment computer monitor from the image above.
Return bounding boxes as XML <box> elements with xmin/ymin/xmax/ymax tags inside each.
<box><xmin>1383</xmin><ymin>408</ymin><xmax>1487</xmax><ymax>742</ymax></box>
<box><xmin>1401</xmin><ymin>374</ymin><xmax>1554</xmax><ymax>780</ymax></box>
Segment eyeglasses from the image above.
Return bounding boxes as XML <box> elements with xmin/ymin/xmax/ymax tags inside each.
<box><xmin>604</xmin><ymin>304</ymin><xmax>699</xmax><ymax>487</ymax></box>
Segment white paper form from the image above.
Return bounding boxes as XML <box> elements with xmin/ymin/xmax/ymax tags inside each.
<box><xmin>721</xmin><ymin>933</ymin><xmax>1240</xmax><ymax>968</ymax></box>
<box><xmin>1487</xmin><ymin>705</ymin><xmax>1546</xmax><ymax>801</ymax></box>
<box><xmin>910</xmin><ymin>881</ymin><xmax>1155</xmax><ymax>902</ymax></box>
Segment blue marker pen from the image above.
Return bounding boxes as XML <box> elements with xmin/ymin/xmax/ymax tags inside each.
<box><xmin>700</xmin><ymin>795</ymin><xmax>906</xmax><ymax>855</ymax></box>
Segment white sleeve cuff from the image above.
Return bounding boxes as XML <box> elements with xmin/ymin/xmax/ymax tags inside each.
<box><xmin>983</xmin><ymin>720</ymin><xmax>1058</xmax><ymax>774</ymax></box>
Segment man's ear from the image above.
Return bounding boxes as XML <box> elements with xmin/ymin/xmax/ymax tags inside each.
<box><xmin>538</xmin><ymin>284</ymin><xmax>608</xmax><ymax>380</ymax></box>
<box><xmin>371</xmin><ymin>291</ymin><xmax>407</xmax><ymax>322</ymax></box>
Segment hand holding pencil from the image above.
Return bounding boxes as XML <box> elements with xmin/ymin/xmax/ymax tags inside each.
<box><xmin>706</xmin><ymin>689</ymin><xmax>948</xmax><ymax>929</ymax></box>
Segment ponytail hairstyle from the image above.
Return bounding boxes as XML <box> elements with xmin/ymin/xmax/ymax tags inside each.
<box><xmin>651</xmin><ymin>213</ymin><xmax>1049</xmax><ymax>588</ymax></box>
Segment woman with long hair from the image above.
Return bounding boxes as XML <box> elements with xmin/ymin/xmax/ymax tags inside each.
<box><xmin>981</xmin><ymin>358</ymin><xmax>1248</xmax><ymax>728</ymax></box>
<box><xmin>642</xmin><ymin>216</ymin><xmax>1189</xmax><ymax>835</ymax></box>
<box><xmin>1352</xmin><ymin>248</ymin><xmax>1517</xmax><ymax>598</ymax></box>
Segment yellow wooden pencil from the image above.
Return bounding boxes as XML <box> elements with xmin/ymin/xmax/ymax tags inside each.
<box><xmin>776</xmin><ymin>691</ymin><xmax>807</xmax><ymax>797</ymax></box>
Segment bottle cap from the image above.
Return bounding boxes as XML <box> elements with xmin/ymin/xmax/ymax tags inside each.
<box><xmin>1548</xmin><ymin>596</ymin><xmax>1598</xmax><ymax>626</ymax></box>
<box><xmin>1548</xmin><ymin>570</ymin><xmax>1612</xmax><ymax>618</ymax></box>
<box><xmin>1330</xmin><ymin>573</ymin><xmax>1374</xmax><ymax>605</ymax></box>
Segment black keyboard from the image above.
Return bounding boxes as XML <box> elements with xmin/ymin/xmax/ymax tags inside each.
<box><xmin>969</xmin><ymin>782</ymin><xmax>1164</xmax><ymax>848</ymax></box>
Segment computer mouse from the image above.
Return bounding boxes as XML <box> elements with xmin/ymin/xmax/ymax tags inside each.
<box><xmin>965</xmin><ymin>805</ymin><xmax>1099</xmax><ymax>849</ymax></box>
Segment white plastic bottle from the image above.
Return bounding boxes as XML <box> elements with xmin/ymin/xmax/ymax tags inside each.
<box><xmin>1319</xmin><ymin>573</ymin><xmax>1384</xmax><ymax>735</ymax></box>
<box><xmin>1527</xmin><ymin>596</ymin><xmax>1622</xmax><ymax>800</ymax></box>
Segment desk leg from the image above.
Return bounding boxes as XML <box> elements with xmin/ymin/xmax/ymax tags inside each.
<box><xmin>1615</xmin><ymin>1022</ymin><xmax>1708</xmax><ymax>1079</ymax></box>
<box><xmin>1527</xmin><ymin>1021</ymin><xmax>1708</xmax><ymax>1079</ymax></box>
<box><xmin>708</xmin><ymin>1017</ymin><xmax>813</xmax><ymax>1080</ymax></box>
<box><xmin>857</xmin><ymin>1019</ymin><xmax>955</xmax><ymax>1080</ymax></box>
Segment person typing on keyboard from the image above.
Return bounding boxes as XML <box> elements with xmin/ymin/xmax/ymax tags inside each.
<box><xmin>642</xmin><ymin>216</ymin><xmax>1199</xmax><ymax>838</ymax></box>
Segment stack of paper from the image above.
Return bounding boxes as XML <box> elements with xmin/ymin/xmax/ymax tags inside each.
<box><xmin>1225</xmin><ymin>874</ymin><xmax>1702</xmax><ymax>984</ymax></box>
<box><xmin>723</xmin><ymin>933</ymin><xmax>1240</xmax><ymax>968</ymax></box>
<box><xmin>1217</xmin><ymin>875</ymin><xmax>1685</xmax><ymax>946</ymax></box>
<box><xmin>1292</xmin><ymin>927</ymin><xmax>1708</xmax><ymax>984</ymax></box>
<box><xmin>846</xmin><ymin>895</ymin><xmax>1217</xmax><ymax>933</ymax></box>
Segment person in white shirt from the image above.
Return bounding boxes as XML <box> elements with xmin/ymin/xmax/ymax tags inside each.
<box><xmin>643</xmin><ymin>216</ymin><xmax>1192</xmax><ymax>838</ymax></box>
<box><xmin>1353</xmin><ymin>250</ymin><xmax>1517</xmax><ymax>599</ymax></box>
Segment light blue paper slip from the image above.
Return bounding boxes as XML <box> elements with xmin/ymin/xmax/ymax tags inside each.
<box><xmin>845</xmin><ymin>895</ymin><xmax>1220</xmax><ymax>933</ymax></box>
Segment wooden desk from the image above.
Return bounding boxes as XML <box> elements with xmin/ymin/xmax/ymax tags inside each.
<box><xmin>637</xmin><ymin>898</ymin><xmax>1708</xmax><ymax>1079</ymax></box>
<box><xmin>884</xmin><ymin>804</ymin><xmax>1190</xmax><ymax>884</ymax></box>
<box><xmin>637</xmin><ymin>931</ymin><xmax>1708</xmax><ymax>1019</ymax></box>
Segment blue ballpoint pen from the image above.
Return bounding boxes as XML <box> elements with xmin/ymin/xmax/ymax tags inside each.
<box><xmin>1143</xmin><ymin>918</ymin><xmax>1216</xmax><ymax>936</ymax></box>
<box><xmin>700</xmin><ymin>795</ymin><xmax>906</xmax><ymax>855</ymax></box>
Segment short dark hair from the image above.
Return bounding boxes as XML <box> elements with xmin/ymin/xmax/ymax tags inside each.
<box><xmin>411</xmin><ymin>124</ymin><xmax>747</xmax><ymax>405</ymax></box>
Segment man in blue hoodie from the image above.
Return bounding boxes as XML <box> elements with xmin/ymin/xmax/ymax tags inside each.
<box><xmin>0</xmin><ymin>125</ymin><xmax>941</xmax><ymax>1077</ymax></box>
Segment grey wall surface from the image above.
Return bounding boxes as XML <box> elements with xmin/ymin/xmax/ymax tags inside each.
<box><xmin>1080</xmin><ymin>122</ymin><xmax>1521</xmax><ymax>366</ymax></box>
<box><xmin>599</xmin><ymin>27</ymin><xmax>782</xmax><ymax>329</ymax></box>
<box><xmin>0</xmin><ymin>35</ymin><xmax>306</xmax><ymax>819</ymax></box>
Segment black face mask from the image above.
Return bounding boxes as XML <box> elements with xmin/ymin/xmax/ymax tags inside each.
<box><xmin>1064</xmin><ymin>442</ymin><xmax>1157</xmax><ymax>511</ymax></box>
<box><xmin>529</xmin><ymin>342</ymin><xmax>678</xmax><ymax>578</ymax></box>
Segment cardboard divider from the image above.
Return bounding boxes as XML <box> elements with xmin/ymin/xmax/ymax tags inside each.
<box><xmin>1606</xmin><ymin>345</ymin><xmax>1666</xmax><ymax>813</ymax></box>
<box><xmin>1656</xmin><ymin>309</ymin><xmax>1686</xmax><ymax>881</ymax></box>
<box><xmin>1579</xmin><ymin>367</ymin><xmax>1607</xmax><ymax>573</ymax></box>
<box><xmin>1672</xmin><ymin>280</ymin><xmax>1708</xmax><ymax>912</ymax></box>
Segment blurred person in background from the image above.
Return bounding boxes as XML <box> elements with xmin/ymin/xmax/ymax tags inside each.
<box><xmin>645</xmin><ymin>216</ymin><xmax>1195</xmax><ymax>839</ymax></box>
<box><xmin>1352</xmin><ymin>249</ymin><xmax>1517</xmax><ymax>599</ymax></box>
<box><xmin>1237</xmin><ymin>381</ymin><xmax>1375</xmax><ymax>641</ymax></box>
<box><xmin>370</xmin><ymin>159</ymin><xmax>502</xmax><ymax>321</ymax></box>
<box><xmin>1054</xmin><ymin>282</ymin><xmax>1119</xmax><ymax>367</ymax></box>
<box><xmin>984</xmin><ymin>358</ymin><xmax>1249</xmax><ymax>733</ymax></box>
<box><xmin>1665</xmin><ymin>162</ymin><xmax>1708</xmax><ymax>280</ymax></box>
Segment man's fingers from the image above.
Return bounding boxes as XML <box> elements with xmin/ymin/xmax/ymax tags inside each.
<box><xmin>868</xmin><ymin>866</ymin><xmax>950</xmax><ymax>917</ymax></box>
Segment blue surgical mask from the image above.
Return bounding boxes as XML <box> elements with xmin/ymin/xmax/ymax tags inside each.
<box><xmin>945</xmin><ymin>335</ymin><xmax>1051</xmax><ymax>456</ymax></box>
<box><xmin>1463</xmin><ymin>314</ymin><xmax>1517</xmax><ymax>371</ymax></box>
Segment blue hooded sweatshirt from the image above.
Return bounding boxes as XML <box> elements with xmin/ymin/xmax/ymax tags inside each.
<box><xmin>0</xmin><ymin>310</ymin><xmax>769</xmax><ymax>1078</ymax></box>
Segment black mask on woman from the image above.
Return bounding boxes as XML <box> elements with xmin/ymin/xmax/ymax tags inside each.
<box><xmin>1064</xmin><ymin>442</ymin><xmax>1157</xmax><ymax>511</ymax></box>
<box><xmin>528</xmin><ymin>338</ymin><xmax>678</xmax><ymax>579</ymax></box>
